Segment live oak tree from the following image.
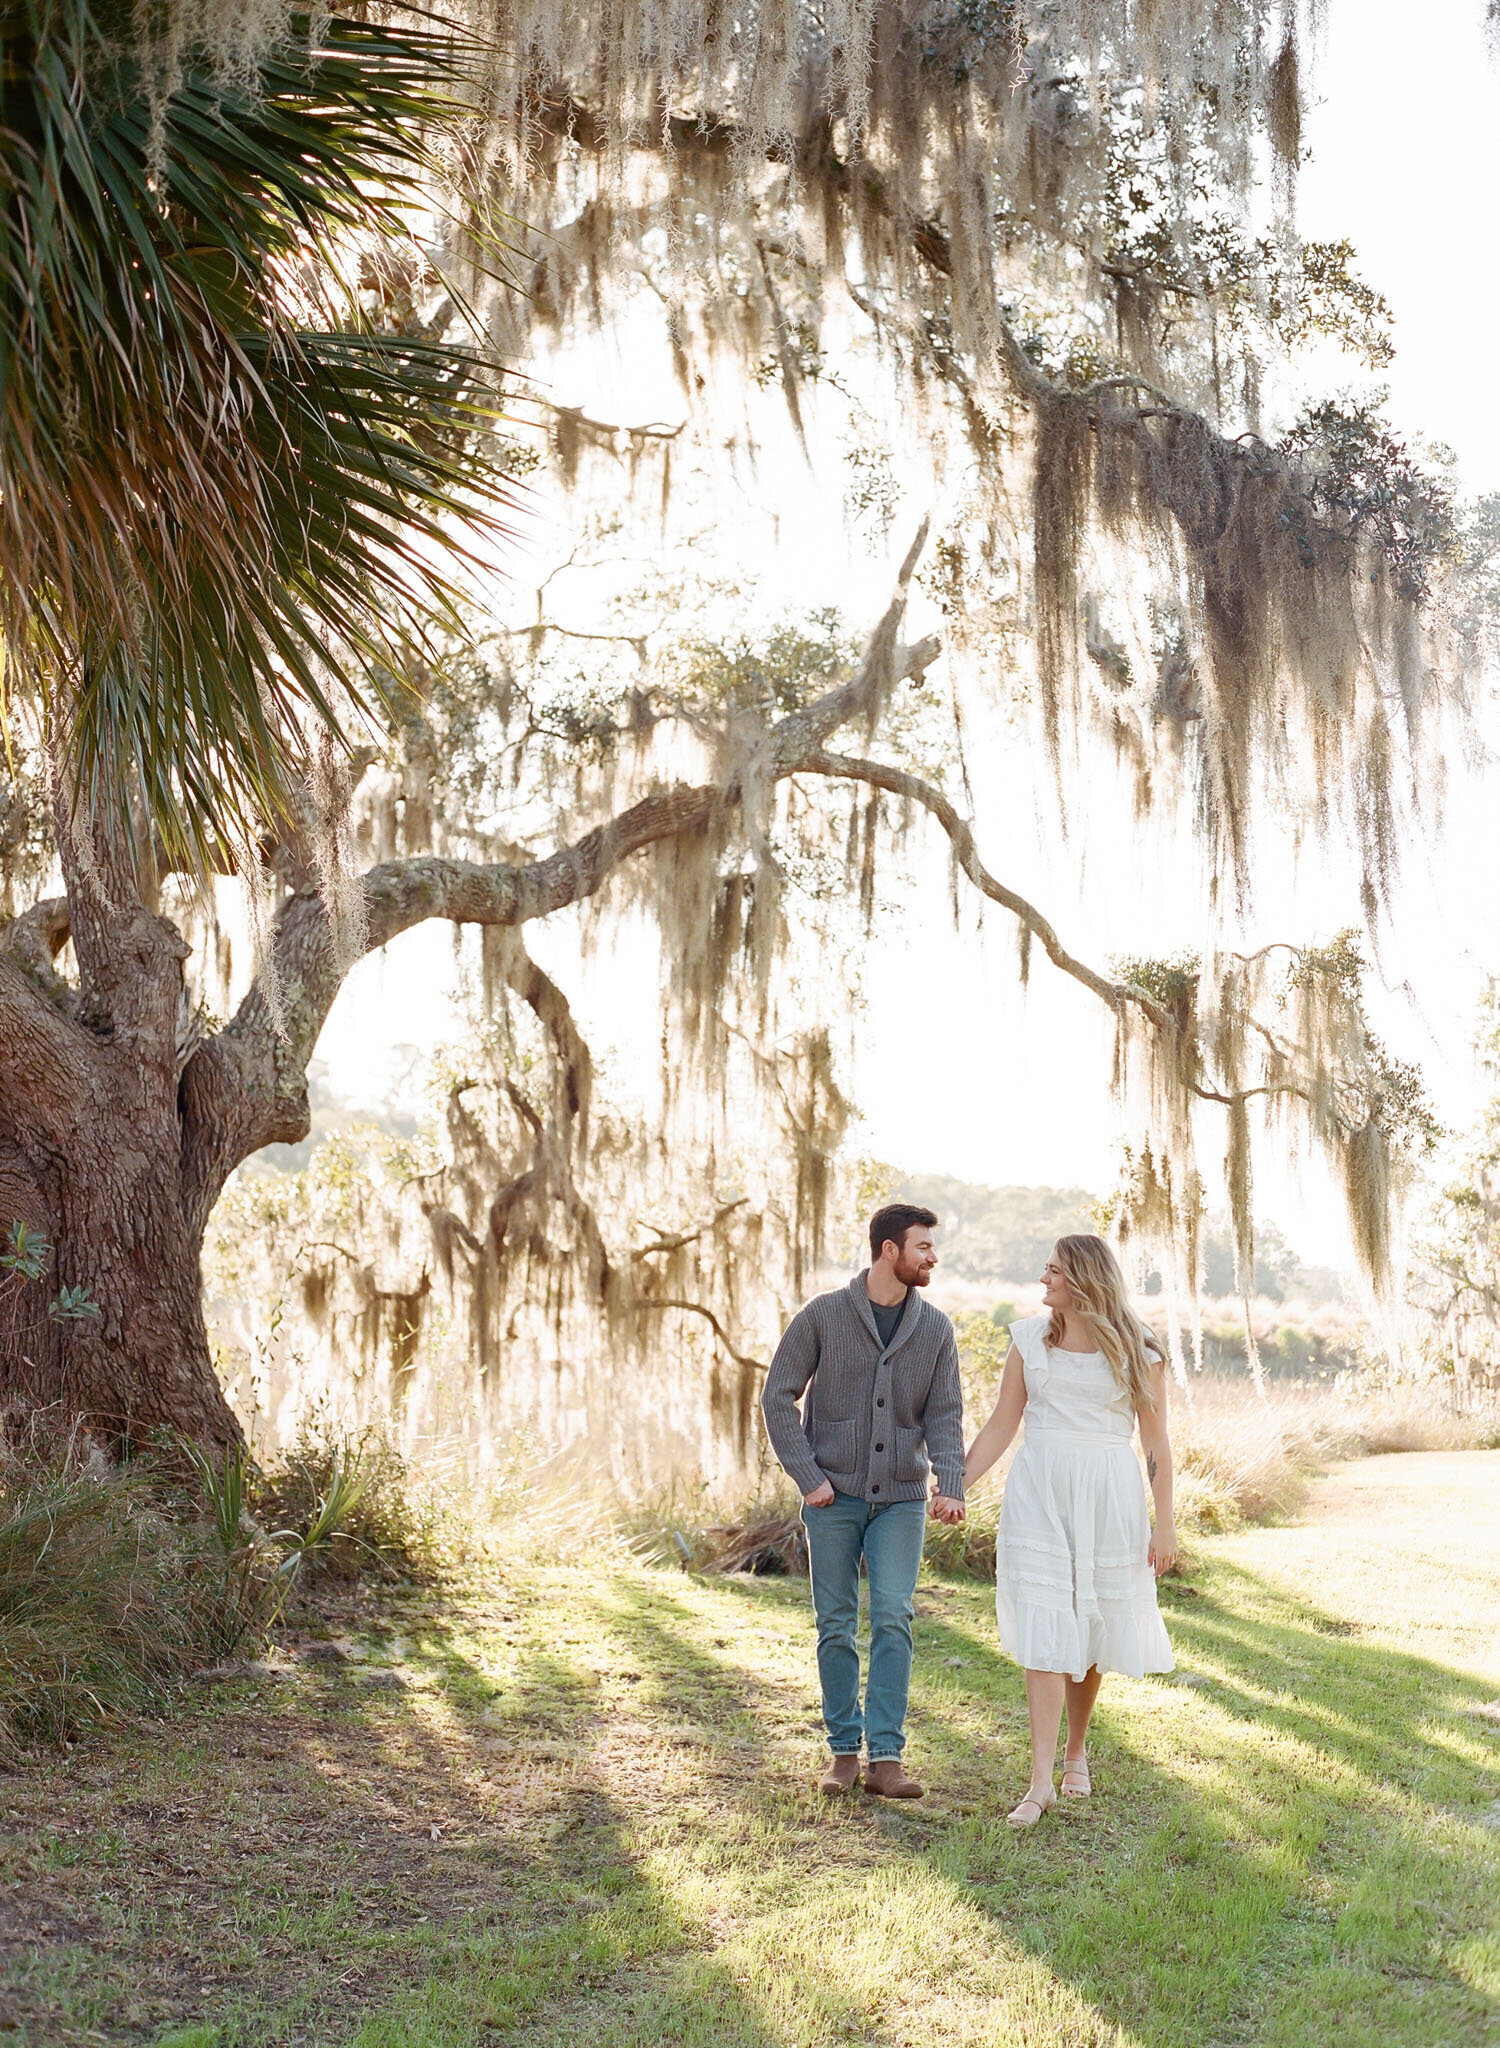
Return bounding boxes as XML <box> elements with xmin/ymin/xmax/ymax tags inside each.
<box><xmin>0</xmin><ymin>1</ymin><xmax>1479</xmax><ymax>1447</ymax></box>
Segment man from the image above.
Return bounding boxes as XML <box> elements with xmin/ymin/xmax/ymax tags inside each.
<box><xmin>761</xmin><ymin>1202</ymin><xmax>966</xmax><ymax>1797</ymax></box>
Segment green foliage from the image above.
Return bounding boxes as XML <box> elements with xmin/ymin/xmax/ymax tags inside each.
<box><xmin>668</xmin><ymin>614</ymin><xmax>859</xmax><ymax>719</ymax></box>
<box><xmin>0</xmin><ymin>1220</ymin><xmax>49</xmax><ymax>1285</ymax></box>
<box><xmin>184</xmin><ymin>1433</ymin><xmax>374</xmax><ymax>1653</ymax></box>
<box><xmin>1195</xmin><ymin>1214</ymin><xmax>1343</xmax><ymax>1307</ymax></box>
<box><xmin>0</xmin><ymin>1</ymin><xmax>515</xmax><ymax>866</ymax></box>
<box><xmin>1278</xmin><ymin>398</ymin><xmax>1460</xmax><ymax>604</ymax></box>
<box><xmin>892</xmin><ymin>1175</ymin><xmax>1097</xmax><ymax>1283</ymax></box>
<box><xmin>1</xmin><ymin>1220</ymin><xmax>100</xmax><ymax>1328</ymax></box>
<box><xmin>1107</xmin><ymin>950</ymin><xmax>1201</xmax><ymax>1013</ymax></box>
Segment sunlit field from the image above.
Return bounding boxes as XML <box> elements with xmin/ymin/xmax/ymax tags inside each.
<box><xmin>3</xmin><ymin>1449</ymin><xmax>1495</xmax><ymax>2048</ymax></box>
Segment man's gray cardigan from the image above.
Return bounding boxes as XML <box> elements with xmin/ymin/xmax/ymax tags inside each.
<box><xmin>760</xmin><ymin>1273</ymin><xmax>966</xmax><ymax>1504</ymax></box>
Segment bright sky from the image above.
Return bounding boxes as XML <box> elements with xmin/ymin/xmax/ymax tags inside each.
<box><xmin>317</xmin><ymin>0</ymin><xmax>1500</xmax><ymax>1274</ymax></box>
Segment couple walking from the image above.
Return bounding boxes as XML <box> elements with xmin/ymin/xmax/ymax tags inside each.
<box><xmin>761</xmin><ymin>1203</ymin><xmax>1177</xmax><ymax>1826</ymax></box>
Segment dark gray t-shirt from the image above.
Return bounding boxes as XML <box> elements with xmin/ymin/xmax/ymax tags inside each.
<box><xmin>870</xmin><ymin>1291</ymin><xmax>908</xmax><ymax>1351</ymax></box>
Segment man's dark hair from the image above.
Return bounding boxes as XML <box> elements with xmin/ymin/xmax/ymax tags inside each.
<box><xmin>868</xmin><ymin>1203</ymin><xmax>938</xmax><ymax>1263</ymax></box>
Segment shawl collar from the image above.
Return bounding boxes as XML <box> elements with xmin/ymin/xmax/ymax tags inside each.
<box><xmin>847</xmin><ymin>1269</ymin><xmax>926</xmax><ymax>1361</ymax></box>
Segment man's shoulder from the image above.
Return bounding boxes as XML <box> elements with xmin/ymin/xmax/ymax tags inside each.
<box><xmin>782</xmin><ymin>1284</ymin><xmax>843</xmax><ymax>1327</ymax></box>
<box><xmin>796</xmin><ymin>1282</ymin><xmax>855</xmax><ymax>1320</ymax></box>
<box><xmin>915</xmin><ymin>1294</ymin><xmax>955</xmax><ymax>1336</ymax></box>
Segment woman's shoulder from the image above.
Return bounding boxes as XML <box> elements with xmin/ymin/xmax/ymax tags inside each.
<box><xmin>1007</xmin><ymin>1312</ymin><xmax>1051</xmax><ymax>1353</ymax></box>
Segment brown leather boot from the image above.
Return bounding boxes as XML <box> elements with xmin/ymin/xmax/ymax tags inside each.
<box><xmin>864</xmin><ymin>1759</ymin><xmax>923</xmax><ymax>1799</ymax></box>
<box><xmin>818</xmin><ymin>1753</ymin><xmax>862</xmax><ymax>1794</ymax></box>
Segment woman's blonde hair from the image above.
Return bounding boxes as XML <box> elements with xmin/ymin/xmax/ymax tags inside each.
<box><xmin>1047</xmin><ymin>1234</ymin><xmax>1165</xmax><ymax>1410</ymax></box>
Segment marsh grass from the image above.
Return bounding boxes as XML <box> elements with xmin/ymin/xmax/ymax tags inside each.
<box><xmin>1170</xmin><ymin>1374</ymin><xmax>1500</xmax><ymax>1530</ymax></box>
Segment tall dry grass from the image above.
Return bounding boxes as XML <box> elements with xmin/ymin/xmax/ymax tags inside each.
<box><xmin>0</xmin><ymin>1458</ymin><xmax>200</xmax><ymax>1756</ymax></box>
<box><xmin>1168</xmin><ymin>1374</ymin><xmax>1500</xmax><ymax>1531</ymax></box>
<box><xmin>633</xmin><ymin>1375</ymin><xmax>1500</xmax><ymax>1581</ymax></box>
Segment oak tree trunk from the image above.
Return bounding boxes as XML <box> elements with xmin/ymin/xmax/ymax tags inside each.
<box><xmin>0</xmin><ymin>816</ymin><xmax>270</xmax><ymax>1452</ymax></box>
<box><xmin>0</xmin><ymin>1131</ymin><xmax>239</xmax><ymax>1448</ymax></box>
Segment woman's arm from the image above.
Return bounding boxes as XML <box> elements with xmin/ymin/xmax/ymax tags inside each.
<box><xmin>963</xmin><ymin>1345</ymin><xmax>1028</xmax><ymax>1488</ymax></box>
<box><xmin>1136</xmin><ymin>1357</ymin><xmax>1177</xmax><ymax>1574</ymax></box>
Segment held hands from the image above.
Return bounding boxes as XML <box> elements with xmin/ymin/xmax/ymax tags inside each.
<box><xmin>1148</xmin><ymin>1521</ymin><xmax>1178</xmax><ymax>1575</ymax></box>
<box><xmin>803</xmin><ymin>1480</ymin><xmax>836</xmax><ymax>1508</ymax></box>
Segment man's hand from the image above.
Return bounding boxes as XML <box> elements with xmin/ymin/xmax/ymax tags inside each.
<box><xmin>929</xmin><ymin>1493</ymin><xmax>965</xmax><ymax>1525</ymax></box>
<box><xmin>803</xmin><ymin>1480</ymin><xmax>835</xmax><ymax>1508</ymax></box>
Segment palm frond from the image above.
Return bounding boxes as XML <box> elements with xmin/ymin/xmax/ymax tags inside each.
<box><xmin>0</xmin><ymin>2</ymin><xmax>516</xmax><ymax>869</ymax></box>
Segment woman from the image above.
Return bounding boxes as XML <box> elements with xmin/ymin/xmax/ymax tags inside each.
<box><xmin>963</xmin><ymin>1234</ymin><xmax>1176</xmax><ymax>1828</ymax></box>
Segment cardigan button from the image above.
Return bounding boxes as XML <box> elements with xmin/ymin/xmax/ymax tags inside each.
<box><xmin>874</xmin><ymin>1442</ymin><xmax>884</xmax><ymax>1452</ymax></box>
<box><xmin>876</xmin><ymin>1397</ymin><xmax>885</xmax><ymax>1407</ymax></box>
<box><xmin>871</xmin><ymin>1484</ymin><xmax>881</xmax><ymax>1494</ymax></box>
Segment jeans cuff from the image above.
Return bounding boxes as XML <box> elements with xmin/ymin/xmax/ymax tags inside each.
<box><xmin>867</xmin><ymin>1753</ymin><xmax>903</xmax><ymax>1763</ymax></box>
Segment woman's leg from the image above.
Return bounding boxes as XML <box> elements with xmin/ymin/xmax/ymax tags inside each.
<box><xmin>1022</xmin><ymin>1669</ymin><xmax>1067</xmax><ymax>1797</ymax></box>
<box><xmin>1061</xmin><ymin>1667</ymin><xmax>1102</xmax><ymax>1792</ymax></box>
<box><xmin>1063</xmin><ymin>1667</ymin><xmax>1103</xmax><ymax>1762</ymax></box>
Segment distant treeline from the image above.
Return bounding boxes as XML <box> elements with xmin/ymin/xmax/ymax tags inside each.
<box><xmin>893</xmin><ymin>1176</ymin><xmax>1347</xmax><ymax>1305</ymax></box>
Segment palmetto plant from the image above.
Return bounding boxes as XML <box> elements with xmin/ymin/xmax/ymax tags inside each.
<box><xmin>182</xmin><ymin>1435</ymin><xmax>368</xmax><ymax>1655</ymax></box>
<box><xmin>0</xmin><ymin>0</ymin><xmax>513</xmax><ymax>867</ymax></box>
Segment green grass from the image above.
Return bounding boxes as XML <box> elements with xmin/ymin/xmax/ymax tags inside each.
<box><xmin>0</xmin><ymin>1452</ymin><xmax>1496</xmax><ymax>2047</ymax></box>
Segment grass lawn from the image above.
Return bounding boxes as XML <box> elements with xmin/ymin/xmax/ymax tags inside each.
<box><xmin>1</xmin><ymin>1450</ymin><xmax>1496</xmax><ymax>2048</ymax></box>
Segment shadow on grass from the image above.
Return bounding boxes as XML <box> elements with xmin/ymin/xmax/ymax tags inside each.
<box><xmin>534</xmin><ymin>1560</ymin><xmax>1500</xmax><ymax>2048</ymax></box>
<box><xmin>6</xmin><ymin>1554</ymin><xmax>1496</xmax><ymax>2048</ymax></box>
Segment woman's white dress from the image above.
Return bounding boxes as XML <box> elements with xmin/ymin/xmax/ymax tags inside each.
<box><xmin>994</xmin><ymin>1313</ymin><xmax>1174</xmax><ymax>1681</ymax></box>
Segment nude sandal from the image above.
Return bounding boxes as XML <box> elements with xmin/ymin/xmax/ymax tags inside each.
<box><xmin>1060</xmin><ymin>1756</ymin><xmax>1091</xmax><ymax>1799</ymax></box>
<box><xmin>1007</xmin><ymin>1788</ymin><xmax>1057</xmax><ymax>1829</ymax></box>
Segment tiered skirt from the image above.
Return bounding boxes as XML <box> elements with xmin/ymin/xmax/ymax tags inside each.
<box><xmin>995</xmin><ymin>1428</ymin><xmax>1175</xmax><ymax>1680</ymax></box>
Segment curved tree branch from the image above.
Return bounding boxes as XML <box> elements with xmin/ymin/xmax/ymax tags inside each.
<box><xmin>798</xmin><ymin>746</ymin><xmax>1169</xmax><ymax>1028</ymax></box>
<box><xmin>639</xmin><ymin>1297</ymin><xmax>769</xmax><ymax>1375</ymax></box>
<box><xmin>194</xmin><ymin>538</ymin><xmax>946</xmax><ymax>1200</ymax></box>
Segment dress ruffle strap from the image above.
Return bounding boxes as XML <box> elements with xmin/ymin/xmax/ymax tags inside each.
<box><xmin>1008</xmin><ymin>1313</ymin><xmax>1050</xmax><ymax>1397</ymax></box>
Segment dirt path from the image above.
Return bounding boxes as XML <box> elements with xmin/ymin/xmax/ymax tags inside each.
<box><xmin>1213</xmin><ymin>1446</ymin><xmax>1500</xmax><ymax>1684</ymax></box>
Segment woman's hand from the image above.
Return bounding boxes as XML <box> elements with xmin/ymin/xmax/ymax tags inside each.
<box><xmin>1148</xmin><ymin>1521</ymin><xmax>1178</xmax><ymax>1576</ymax></box>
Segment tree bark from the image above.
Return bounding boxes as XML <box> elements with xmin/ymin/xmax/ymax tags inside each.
<box><xmin>0</xmin><ymin>819</ymin><xmax>245</xmax><ymax>1452</ymax></box>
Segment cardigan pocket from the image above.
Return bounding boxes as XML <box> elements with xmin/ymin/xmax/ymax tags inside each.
<box><xmin>813</xmin><ymin>1417</ymin><xmax>857</xmax><ymax>1476</ymax></box>
<box><xmin>893</xmin><ymin>1426</ymin><xmax>929</xmax><ymax>1486</ymax></box>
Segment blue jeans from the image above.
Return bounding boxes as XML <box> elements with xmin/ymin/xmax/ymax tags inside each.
<box><xmin>803</xmin><ymin>1491</ymin><xmax>927</xmax><ymax>1761</ymax></box>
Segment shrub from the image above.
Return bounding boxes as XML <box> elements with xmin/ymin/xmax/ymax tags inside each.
<box><xmin>251</xmin><ymin>1421</ymin><xmax>445</xmax><ymax>1583</ymax></box>
<box><xmin>0</xmin><ymin>1425</ymin><xmax>385</xmax><ymax>1755</ymax></box>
